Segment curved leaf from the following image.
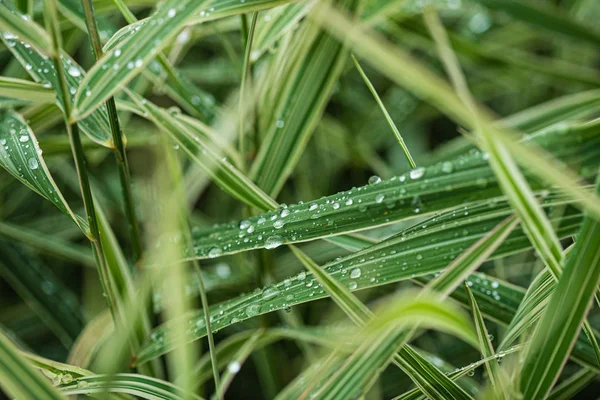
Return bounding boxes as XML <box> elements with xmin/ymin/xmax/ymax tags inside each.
<box><xmin>0</xmin><ymin>109</ymin><xmax>87</xmax><ymax>232</ymax></box>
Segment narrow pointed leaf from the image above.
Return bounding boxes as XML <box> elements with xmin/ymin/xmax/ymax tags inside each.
<box><xmin>0</xmin><ymin>76</ymin><xmax>55</xmax><ymax>103</ymax></box>
<box><xmin>0</xmin><ymin>109</ymin><xmax>87</xmax><ymax>232</ymax></box>
<box><xmin>0</xmin><ymin>0</ymin><xmax>53</xmax><ymax>56</ymax></box>
<box><xmin>0</xmin><ymin>331</ymin><xmax>67</xmax><ymax>400</ymax></box>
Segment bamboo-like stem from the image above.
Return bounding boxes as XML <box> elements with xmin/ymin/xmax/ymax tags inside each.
<box><xmin>42</xmin><ymin>0</ymin><xmax>118</xmax><ymax>317</ymax></box>
<box><xmin>238</xmin><ymin>12</ymin><xmax>259</xmax><ymax>172</ymax></box>
<box><xmin>80</xmin><ymin>0</ymin><xmax>142</xmax><ymax>262</ymax></box>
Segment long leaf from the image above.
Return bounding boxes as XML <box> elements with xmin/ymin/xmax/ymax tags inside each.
<box><xmin>520</xmin><ymin>179</ymin><xmax>600</xmax><ymax>399</ymax></box>
<box><xmin>0</xmin><ymin>109</ymin><xmax>87</xmax><ymax>232</ymax></box>
<box><xmin>0</xmin><ymin>0</ymin><xmax>53</xmax><ymax>56</ymax></box>
<box><xmin>0</xmin><ymin>331</ymin><xmax>67</xmax><ymax>400</ymax></box>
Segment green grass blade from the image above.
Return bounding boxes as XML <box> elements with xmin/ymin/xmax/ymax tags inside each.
<box><xmin>125</xmin><ymin>89</ymin><xmax>277</xmax><ymax>211</ymax></box>
<box><xmin>0</xmin><ymin>109</ymin><xmax>88</xmax><ymax>233</ymax></box>
<box><xmin>308</xmin><ymin>2</ymin><xmax>600</xmax><ymax>220</ymax></box>
<box><xmin>134</xmin><ymin>192</ymin><xmax>584</xmax><ymax>364</ymax></box>
<box><xmin>57</xmin><ymin>373</ymin><xmax>205</xmax><ymax>400</ymax></box>
<box><xmin>72</xmin><ymin>0</ymin><xmax>297</xmax><ymax>120</ymax></box>
<box><xmin>250</xmin><ymin>0</ymin><xmax>359</xmax><ymax>196</ymax></box>
<box><xmin>0</xmin><ymin>243</ymin><xmax>84</xmax><ymax>347</ymax></box>
<box><xmin>0</xmin><ymin>331</ymin><xmax>67</xmax><ymax>400</ymax></box>
<box><xmin>351</xmin><ymin>54</ymin><xmax>416</xmax><ymax>168</ymax></box>
<box><xmin>0</xmin><ymin>76</ymin><xmax>55</xmax><ymax>103</ymax></box>
<box><xmin>520</xmin><ymin>179</ymin><xmax>600</xmax><ymax>399</ymax></box>
<box><xmin>0</xmin><ymin>0</ymin><xmax>53</xmax><ymax>56</ymax></box>
<box><xmin>464</xmin><ymin>284</ymin><xmax>507</xmax><ymax>398</ymax></box>
<box><xmin>472</xmin><ymin>0</ymin><xmax>600</xmax><ymax>46</ymax></box>
<box><xmin>189</xmin><ymin>123</ymin><xmax>598</xmax><ymax>258</ymax></box>
<box><xmin>547</xmin><ymin>368</ymin><xmax>597</xmax><ymax>400</ymax></box>
<box><xmin>0</xmin><ymin>2</ymin><xmax>113</xmax><ymax>147</ymax></box>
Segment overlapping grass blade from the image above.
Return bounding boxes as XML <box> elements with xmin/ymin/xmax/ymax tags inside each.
<box><xmin>472</xmin><ymin>0</ymin><xmax>600</xmax><ymax>46</ymax></box>
<box><xmin>520</xmin><ymin>179</ymin><xmax>600</xmax><ymax>399</ymax></box>
<box><xmin>0</xmin><ymin>331</ymin><xmax>67</xmax><ymax>400</ymax></box>
<box><xmin>0</xmin><ymin>221</ymin><xmax>94</xmax><ymax>266</ymax></box>
<box><xmin>291</xmin><ymin>212</ymin><xmax>514</xmax><ymax>399</ymax></box>
<box><xmin>308</xmin><ymin>1</ymin><xmax>600</xmax><ymax>220</ymax></box>
<box><xmin>57</xmin><ymin>373</ymin><xmax>204</xmax><ymax>400</ymax></box>
<box><xmin>72</xmin><ymin>0</ymin><xmax>298</xmax><ymax>120</ymax></box>
<box><xmin>464</xmin><ymin>284</ymin><xmax>507</xmax><ymax>398</ymax></box>
<box><xmin>0</xmin><ymin>2</ymin><xmax>113</xmax><ymax>147</ymax></box>
<box><xmin>189</xmin><ymin>123</ymin><xmax>598</xmax><ymax>258</ymax></box>
<box><xmin>0</xmin><ymin>243</ymin><xmax>84</xmax><ymax>347</ymax></box>
<box><xmin>0</xmin><ymin>109</ymin><xmax>87</xmax><ymax>232</ymax></box>
<box><xmin>547</xmin><ymin>368</ymin><xmax>597</xmax><ymax>400</ymax></box>
<box><xmin>134</xmin><ymin>191</ymin><xmax>585</xmax><ymax>364</ymax></box>
<box><xmin>125</xmin><ymin>89</ymin><xmax>277</xmax><ymax>211</ymax></box>
<box><xmin>250</xmin><ymin>0</ymin><xmax>359</xmax><ymax>196</ymax></box>
<box><xmin>0</xmin><ymin>77</ymin><xmax>55</xmax><ymax>103</ymax></box>
<box><xmin>0</xmin><ymin>0</ymin><xmax>53</xmax><ymax>56</ymax></box>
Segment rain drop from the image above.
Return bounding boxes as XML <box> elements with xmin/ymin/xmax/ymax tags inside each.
<box><xmin>265</xmin><ymin>235</ymin><xmax>283</xmax><ymax>249</ymax></box>
<box><xmin>350</xmin><ymin>268</ymin><xmax>361</xmax><ymax>279</ymax></box>
<box><xmin>67</xmin><ymin>65</ymin><xmax>81</xmax><ymax>77</ymax></box>
<box><xmin>368</xmin><ymin>175</ymin><xmax>382</xmax><ymax>185</ymax></box>
<box><xmin>208</xmin><ymin>247</ymin><xmax>222</xmax><ymax>258</ymax></box>
<box><xmin>409</xmin><ymin>167</ymin><xmax>425</xmax><ymax>180</ymax></box>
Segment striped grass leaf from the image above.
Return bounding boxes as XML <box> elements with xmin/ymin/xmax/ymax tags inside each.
<box><xmin>67</xmin><ymin>310</ymin><xmax>113</xmax><ymax>368</ymax></box>
<box><xmin>497</xmin><ymin>268</ymin><xmax>553</xmax><ymax>352</ymax></box>
<box><xmin>308</xmin><ymin>1</ymin><xmax>600</xmax><ymax>220</ymax></box>
<box><xmin>472</xmin><ymin>0</ymin><xmax>600</xmax><ymax>47</ymax></box>
<box><xmin>547</xmin><ymin>368</ymin><xmax>597</xmax><ymax>400</ymax></box>
<box><xmin>57</xmin><ymin>373</ymin><xmax>204</xmax><ymax>400</ymax></box>
<box><xmin>0</xmin><ymin>0</ymin><xmax>53</xmax><ymax>56</ymax></box>
<box><xmin>125</xmin><ymin>89</ymin><xmax>277</xmax><ymax>211</ymax></box>
<box><xmin>249</xmin><ymin>0</ymin><xmax>360</xmax><ymax>197</ymax></box>
<box><xmin>426</xmin><ymin>7</ymin><xmax>600</xmax><ymax>369</ymax></box>
<box><xmin>0</xmin><ymin>331</ymin><xmax>67</xmax><ymax>400</ymax></box>
<box><xmin>134</xmin><ymin>192</ymin><xmax>585</xmax><ymax>365</ymax></box>
<box><xmin>0</xmin><ymin>4</ymin><xmax>113</xmax><ymax>147</ymax></box>
<box><xmin>0</xmin><ymin>243</ymin><xmax>84</xmax><ymax>348</ymax></box>
<box><xmin>0</xmin><ymin>109</ymin><xmax>88</xmax><ymax>233</ymax></box>
<box><xmin>188</xmin><ymin>122</ymin><xmax>599</xmax><ymax>258</ymax></box>
<box><xmin>24</xmin><ymin>351</ymin><xmax>92</xmax><ymax>381</ymax></box>
<box><xmin>0</xmin><ymin>76</ymin><xmax>55</xmax><ymax>104</ymax></box>
<box><xmin>72</xmin><ymin>0</ymin><xmax>297</xmax><ymax>120</ymax></box>
<box><xmin>432</xmin><ymin>91</ymin><xmax>600</xmax><ymax>163</ymax></box>
<box><xmin>464</xmin><ymin>284</ymin><xmax>507</xmax><ymax>398</ymax></box>
<box><xmin>392</xmin><ymin>344</ymin><xmax>524</xmax><ymax>400</ymax></box>
<box><xmin>0</xmin><ymin>221</ymin><xmax>95</xmax><ymax>267</ymax></box>
<box><xmin>520</xmin><ymin>180</ymin><xmax>600</xmax><ymax>399</ymax></box>
<box><xmin>251</xmin><ymin>2</ymin><xmax>314</xmax><ymax>62</ymax></box>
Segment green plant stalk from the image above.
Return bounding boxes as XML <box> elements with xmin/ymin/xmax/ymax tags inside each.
<box><xmin>42</xmin><ymin>0</ymin><xmax>119</xmax><ymax>318</ymax></box>
<box><xmin>162</xmin><ymin>139</ymin><xmax>221</xmax><ymax>398</ymax></box>
<box><xmin>351</xmin><ymin>54</ymin><xmax>416</xmax><ymax>168</ymax></box>
<box><xmin>80</xmin><ymin>0</ymin><xmax>142</xmax><ymax>263</ymax></box>
<box><xmin>238</xmin><ymin>12</ymin><xmax>259</xmax><ymax>171</ymax></box>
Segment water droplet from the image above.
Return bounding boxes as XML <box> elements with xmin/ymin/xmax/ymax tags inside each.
<box><xmin>409</xmin><ymin>167</ymin><xmax>425</xmax><ymax>180</ymax></box>
<box><xmin>239</xmin><ymin>220</ymin><xmax>251</xmax><ymax>229</ymax></box>
<box><xmin>345</xmin><ymin>199</ymin><xmax>353</xmax><ymax>206</ymax></box>
<box><xmin>275</xmin><ymin>119</ymin><xmax>285</xmax><ymax>128</ymax></box>
<box><xmin>350</xmin><ymin>268</ymin><xmax>361</xmax><ymax>279</ymax></box>
<box><xmin>222</xmin><ymin>361</ymin><xmax>241</xmax><ymax>375</ymax></box>
<box><xmin>114</xmin><ymin>48</ymin><xmax>122</xmax><ymax>57</ymax></box>
<box><xmin>297</xmin><ymin>271</ymin><xmax>306</xmax><ymax>281</ymax></box>
<box><xmin>208</xmin><ymin>247</ymin><xmax>222</xmax><ymax>258</ymax></box>
<box><xmin>167</xmin><ymin>8</ymin><xmax>176</xmax><ymax>17</ymax></box>
<box><xmin>25</xmin><ymin>64</ymin><xmax>32</xmax><ymax>70</ymax></box>
<box><xmin>309</xmin><ymin>203</ymin><xmax>318</xmax><ymax>211</ymax></box>
<box><xmin>441</xmin><ymin>161</ymin><xmax>453</xmax><ymax>173</ymax></box>
<box><xmin>19</xmin><ymin>135</ymin><xmax>29</xmax><ymax>143</ymax></box>
<box><xmin>262</xmin><ymin>287</ymin><xmax>280</xmax><ymax>300</ymax></box>
<box><xmin>246</xmin><ymin>304</ymin><xmax>261</xmax><ymax>317</ymax></box>
<box><xmin>348</xmin><ymin>281</ymin><xmax>358</xmax><ymax>290</ymax></box>
<box><xmin>273</xmin><ymin>220</ymin><xmax>284</xmax><ymax>229</ymax></box>
<box><xmin>375</xmin><ymin>193</ymin><xmax>385</xmax><ymax>203</ymax></box>
<box><xmin>368</xmin><ymin>175</ymin><xmax>382</xmax><ymax>185</ymax></box>
<box><xmin>28</xmin><ymin>158</ymin><xmax>39</xmax><ymax>170</ymax></box>
<box><xmin>265</xmin><ymin>235</ymin><xmax>283</xmax><ymax>249</ymax></box>
<box><xmin>67</xmin><ymin>65</ymin><xmax>81</xmax><ymax>77</ymax></box>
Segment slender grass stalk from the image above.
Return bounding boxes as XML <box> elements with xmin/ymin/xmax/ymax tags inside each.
<box><xmin>42</xmin><ymin>0</ymin><xmax>119</xmax><ymax>318</ymax></box>
<box><xmin>351</xmin><ymin>54</ymin><xmax>417</xmax><ymax>169</ymax></box>
<box><xmin>80</xmin><ymin>0</ymin><xmax>142</xmax><ymax>263</ymax></box>
<box><xmin>239</xmin><ymin>12</ymin><xmax>259</xmax><ymax>171</ymax></box>
<box><xmin>161</xmin><ymin>139</ymin><xmax>222</xmax><ymax>399</ymax></box>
